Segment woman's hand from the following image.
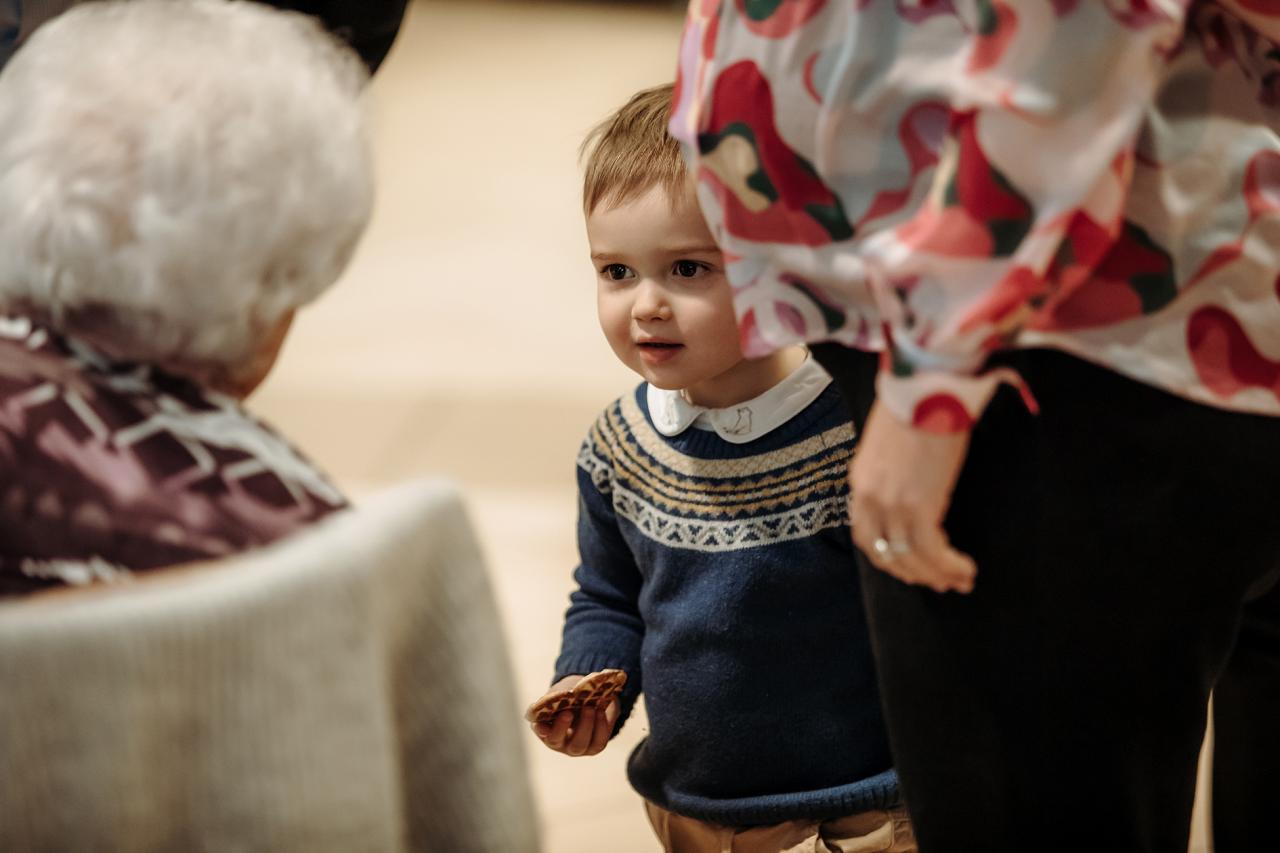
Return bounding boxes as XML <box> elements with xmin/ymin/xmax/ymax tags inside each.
<box><xmin>529</xmin><ymin>675</ymin><xmax>620</xmax><ymax>757</ymax></box>
<box><xmin>849</xmin><ymin>401</ymin><xmax>977</xmax><ymax>594</ymax></box>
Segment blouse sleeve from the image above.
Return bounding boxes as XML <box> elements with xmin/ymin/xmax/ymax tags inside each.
<box><xmin>673</xmin><ymin>1</ymin><xmax>1194</xmax><ymax>433</ymax></box>
<box><xmin>870</xmin><ymin>3</ymin><xmax>1191</xmax><ymax>431</ymax></box>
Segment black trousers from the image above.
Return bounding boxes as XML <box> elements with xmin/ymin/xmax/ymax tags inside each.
<box><xmin>813</xmin><ymin>344</ymin><xmax>1280</xmax><ymax>853</ymax></box>
<box><xmin>1213</xmin><ymin>573</ymin><xmax>1280</xmax><ymax>853</ymax></box>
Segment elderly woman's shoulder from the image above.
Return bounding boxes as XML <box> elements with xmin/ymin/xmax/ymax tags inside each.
<box><xmin>0</xmin><ymin>318</ymin><xmax>348</xmax><ymax>588</ymax></box>
<box><xmin>0</xmin><ymin>316</ymin><xmax>226</xmax><ymax>431</ymax></box>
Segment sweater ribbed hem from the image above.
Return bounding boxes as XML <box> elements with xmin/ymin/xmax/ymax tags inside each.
<box><xmin>628</xmin><ymin>761</ymin><xmax>900</xmax><ymax>827</ymax></box>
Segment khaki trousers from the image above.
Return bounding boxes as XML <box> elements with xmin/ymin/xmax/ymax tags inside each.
<box><xmin>644</xmin><ymin>801</ymin><xmax>916</xmax><ymax>853</ymax></box>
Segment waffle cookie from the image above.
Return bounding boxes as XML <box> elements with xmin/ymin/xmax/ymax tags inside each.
<box><xmin>525</xmin><ymin>669</ymin><xmax>628</xmax><ymax>725</ymax></box>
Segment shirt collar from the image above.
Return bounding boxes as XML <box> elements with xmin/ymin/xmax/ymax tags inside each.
<box><xmin>646</xmin><ymin>354</ymin><xmax>832</xmax><ymax>444</ymax></box>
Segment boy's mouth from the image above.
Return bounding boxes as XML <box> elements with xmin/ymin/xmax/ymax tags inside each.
<box><xmin>636</xmin><ymin>340</ymin><xmax>683</xmax><ymax>365</ymax></box>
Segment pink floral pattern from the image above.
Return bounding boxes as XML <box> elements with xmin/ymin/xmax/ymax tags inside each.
<box><xmin>672</xmin><ymin>0</ymin><xmax>1280</xmax><ymax>431</ymax></box>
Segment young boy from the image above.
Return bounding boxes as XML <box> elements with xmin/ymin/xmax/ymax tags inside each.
<box><xmin>529</xmin><ymin>85</ymin><xmax>915</xmax><ymax>853</ymax></box>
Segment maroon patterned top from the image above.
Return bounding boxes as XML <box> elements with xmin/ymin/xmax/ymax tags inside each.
<box><xmin>0</xmin><ymin>317</ymin><xmax>347</xmax><ymax>597</ymax></box>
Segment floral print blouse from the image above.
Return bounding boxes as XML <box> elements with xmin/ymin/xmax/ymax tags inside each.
<box><xmin>0</xmin><ymin>317</ymin><xmax>346</xmax><ymax>597</ymax></box>
<box><xmin>671</xmin><ymin>0</ymin><xmax>1280</xmax><ymax>432</ymax></box>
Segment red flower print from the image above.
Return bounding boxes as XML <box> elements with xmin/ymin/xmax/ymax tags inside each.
<box><xmin>1183</xmin><ymin>150</ymin><xmax>1280</xmax><ymax>289</ymax></box>
<box><xmin>1187</xmin><ymin>306</ymin><xmax>1280</xmax><ymax>402</ymax></box>
<box><xmin>969</xmin><ymin>0</ymin><xmax>1019</xmax><ymax>73</ymax></box>
<box><xmin>912</xmin><ymin>394</ymin><xmax>974</xmax><ymax>433</ymax></box>
<box><xmin>1245</xmin><ymin>149</ymin><xmax>1280</xmax><ymax>220</ymax></box>
<box><xmin>855</xmin><ymin>102</ymin><xmax>949</xmax><ymax>230</ymax></box>
<box><xmin>1233</xmin><ymin>0</ymin><xmax>1280</xmax><ymax>13</ymax></box>
<box><xmin>1037</xmin><ymin>220</ymin><xmax>1176</xmax><ymax>330</ymax></box>
<box><xmin>698</xmin><ymin>61</ymin><xmax>854</xmax><ymax>246</ymax></box>
<box><xmin>897</xmin><ymin>111</ymin><xmax>1035</xmax><ymax>258</ymax></box>
<box><xmin>734</xmin><ymin>0</ymin><xmax>827</xmax><ymax>38</ymax></box>
<box><xmin>960</xmin><ymin>265</ymin><xmax>1046</xmax><ymax>333</ymax></box>
<box><xmin>895</xmin><ymin>0</ymin><xmax>955</xmax><ymax>25</ymax></box>
<box><xmin>1103</xmin><ymin>0</ymin><xmax>1176</xmax><ymax>29</ymax></box>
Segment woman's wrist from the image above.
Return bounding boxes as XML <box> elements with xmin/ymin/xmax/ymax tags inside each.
<box><xmin>875</xmin><ymin>370</ymin><xmax>999</xmax><ymax>434</ymax></box>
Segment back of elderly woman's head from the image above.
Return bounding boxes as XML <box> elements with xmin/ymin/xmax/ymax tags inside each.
<box><xmin>0</xmin><ymin>0</ymin><xmax>371</xmax><ymax>378</ymax></box>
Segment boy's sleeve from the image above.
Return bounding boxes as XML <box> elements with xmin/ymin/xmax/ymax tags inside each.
<box><xmin>553</xmin><ymin>435</ymin><xmax>645</xmax><ymax>732</ymax></box>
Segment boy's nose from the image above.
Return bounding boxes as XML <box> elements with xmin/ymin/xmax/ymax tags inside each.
<box><xmin>631</xmin><ymin>281</ymin><xmax>671</xmax><ymax>322</ymax></box>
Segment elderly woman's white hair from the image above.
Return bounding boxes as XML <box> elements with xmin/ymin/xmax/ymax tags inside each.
<box><xmin>0</xmin><ymin>0</ymin><xmax>372</xmax><ymax>371</ymax></box>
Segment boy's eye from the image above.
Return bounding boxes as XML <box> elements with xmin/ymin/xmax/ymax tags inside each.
<box><xmin>672</xmin><ymin>260</ymin><xmax>707</xmax><ymax>278</ymax></box>
<box><xmin>603</xmin><ymin>264</ymin><xmax>633</xmax><ymax>281</ymax></box>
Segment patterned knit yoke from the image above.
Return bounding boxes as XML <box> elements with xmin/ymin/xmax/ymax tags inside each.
<box><xmin>579</xmin><ymin>391</ymin><xmax>851</xmax><ymax>554</ymax></box>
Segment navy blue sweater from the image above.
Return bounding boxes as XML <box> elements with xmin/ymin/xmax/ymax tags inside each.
<box><xmin>554</xmin><ymin>383</ymin><xmax>898</xmax><ymax>826</ymax></box>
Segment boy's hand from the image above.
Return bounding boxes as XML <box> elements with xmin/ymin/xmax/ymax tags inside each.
<box><xmin>528</xmin><ymin>674</ymin><xmax>621</xmax><ymax>757</ymax></box>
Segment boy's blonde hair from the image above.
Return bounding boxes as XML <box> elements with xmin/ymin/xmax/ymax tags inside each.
<box><xmin>582</xmin><ymin>84</ymin><xmax>687</xmax><ymax>214</ymax></box>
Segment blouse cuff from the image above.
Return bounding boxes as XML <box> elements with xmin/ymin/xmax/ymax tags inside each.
<box><xmin>876</xmin><ymin>367</ymin><xmax>1037</xmax><ymax>434</ymax></box>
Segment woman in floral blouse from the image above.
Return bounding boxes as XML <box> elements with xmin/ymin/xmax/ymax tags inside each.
<box><xmin>0</xmin><ymin>0</ymin><xmax>371</xmax><ymax>596</ymax></box>
<box><xmin>672</xmin><ymin>2</ymin><xmax>1280</xmax><ymax>850</ymax></box>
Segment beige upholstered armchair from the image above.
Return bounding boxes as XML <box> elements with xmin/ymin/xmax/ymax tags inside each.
<box><xmin>0</xmin><ymin>480</ymin><xmax>540</xmax><ymax>853</ymax></box>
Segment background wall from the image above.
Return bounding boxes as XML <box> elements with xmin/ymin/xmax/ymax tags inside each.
<box><xmin>254</xmin><ymin>2</ymin><xmax>682</xmax><ymax>850</ymax></box>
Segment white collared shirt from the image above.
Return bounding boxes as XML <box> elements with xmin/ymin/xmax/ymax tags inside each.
<box><xmin>646</xmin><ymin>355</ymin><xmax>833</xmax><ymax>444</ymax></box>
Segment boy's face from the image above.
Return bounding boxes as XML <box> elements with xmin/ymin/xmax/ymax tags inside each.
<box><xmin>588</xmin><ymin>184</ymin><xmax>748</xmax><ymax>407</ymax></box>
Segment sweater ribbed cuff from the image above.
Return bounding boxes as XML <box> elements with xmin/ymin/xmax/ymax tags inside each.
<box><xmin>552</xmin><ymin>652</ymin><xmax>641</xmax><ymax>738</ymax></box>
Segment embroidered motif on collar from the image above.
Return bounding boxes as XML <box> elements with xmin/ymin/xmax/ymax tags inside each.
<box><xmin>647</xmin><ymin>356</ymin><xmax>832</xmax><ymax>444</ymax></box>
